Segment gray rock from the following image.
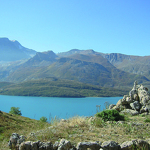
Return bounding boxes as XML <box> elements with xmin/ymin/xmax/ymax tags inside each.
<box><xmin>138</xmin><ymin>85</ymin><xmax>149</xmax><ymax>100</ymax></box>
<box><xmin>120</xmin><ymin>139</ymin><xmax>150</xmax><ymax>150</ymax></box>
<box><xmin>130</xmin><ymin>101</ymin><xmax>141</xmax><ymax>111</ymax></box>
<box><xmin>31</xmin><ymin>141</ymin><xmax>39</xmax><ymax>150</ymax></box>
<box><xmin>19</xmin><ymin>141</ymin><xmax>32</xmax><ymax>150</ymax></box>
<box><xmin>77</xmin><ymin>141</ymin><xmax>101</xmax><ymax>150</ymax></box>
<box><xmin>146</xmin><ymin>104</ymin><xmax>150</xmax><ymax>112</ymax></box>
<box><xmin>53</xmin><ymin>141</ymin><xmax>59</xmax><ymax>150</ymax></box>
<box><xmin>125</xmin><ymin>96</ymin><xmax>133</xmax><ymax>104</ymax></box>
<box><xmin>133</xmin><ymin>94</ymin><xmax>139</xmax><ymax>101</ymax></box>
<box><xmin>120</xmin><ymin>140</ymin><xmax>135</xmax><ymax>150</ymax></box>
<box><xmin>109</xmin><ymin>104</ymin><xmax>116</xmax><ymax>109</ymax></box>
<box><xmin>141</xmin><ymin>95</ymin><xmax>150</xmax><ymax>105</ymax></box>
<box><xmin>135</xmin><ymin>139</ymin><xmax>150</xmax><ymax>150</ymax></box>
<box><xmin>120</xmin><ymin>109</ymin><xmax>139</xmax><ymax>116</ymax></box>
<box><xmin>122</xmin><ymin>95</ymin><xmax>129</xmax><ymax>105</ymax></box>
<box><xmin>39</xmin><ymin>141</ymin><xmax>53</xmax><ymax>150</ymax></box>
<box><xmin>8</xmin><ymin>133</ymin><xmax>26</xmax><ymax>149</ymax></box>
<box><xmin>19</xmin><ymin>141</ymin><xmax>53</xmax><ymax>150</ymax></box>
<box><xmin>101</xmin><ymin>141</ymin><xmax>121</xmax><ymax>150</ymax></box>
<box><xmin>58</xmin><ymin>139</ymin><xmax>72</xmax><ymax>150</ymax></box>
<box><xmin>129</xmin><ymin>89</ymin><xmax>137</xmax><ymax>100</ymax></box>
<box><xmin>140</xmin><ymin>105</ymin><xmax>148</xmax><ymax>113</ymax></box>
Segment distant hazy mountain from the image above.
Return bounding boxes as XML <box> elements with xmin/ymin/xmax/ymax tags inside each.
<box><xmin>100</xmin><ymin>53</ymin><xmax>150</xmax><ymax>80</ymax></box>
<box><xmin>0</xmin><ymin>37</ymin><xmax>36</xmax><ymax>61</ymax></box>
<box><xmin>57</xmin><ymin>49</ymin><xmax>98</xmax><ymax>57</ymax></box>
<box><xmin>5</xmin><ymin>50</ymin><xmax>149</xmax><ymax>88</ymax></box>
<box><xmin>0</xmin><ymin>42</ymin><xmax>150</xmax><ymax>89</ymax></box>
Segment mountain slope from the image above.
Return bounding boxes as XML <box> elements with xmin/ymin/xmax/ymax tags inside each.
<box><xmin>0</xmin><ymin>37</ymin><xmax>36</xmax><ymax>61</ymax></box>
<box><xmin>22</xmin><ymin>51</ymin><xmax>58</xmax><ymax>66</ymax></box>
<box><xmin>101</xmin><ymin>53</ymin><xmax>150</xmax><ymax>79</ymax></box>
<box><xmin>6</xmin><ymin>52</ymin><xmax>149</xmax><ymax>88</ymax></box>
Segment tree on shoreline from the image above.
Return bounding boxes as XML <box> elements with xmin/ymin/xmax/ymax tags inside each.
<box><xmin>9</xmin><ymin>107</ymin><xmax>22</xmax><ymax>116</ymax></box>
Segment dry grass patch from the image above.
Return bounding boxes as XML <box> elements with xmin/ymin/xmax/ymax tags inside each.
<box><xmin>1</xmin><ymin>111</ymin><xmax>150</xmax><ymax>149</ymax></box>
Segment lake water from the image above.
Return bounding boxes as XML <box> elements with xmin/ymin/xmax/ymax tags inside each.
<box><xmin>0</xmin><ymin>95</ymin><xmax>122</xmax><ymax>121</ymax></box>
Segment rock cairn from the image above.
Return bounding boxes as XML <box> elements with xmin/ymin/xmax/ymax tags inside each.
<box><xmin>109</xmin><ymin>81</ymin><xmax>150</xmax><ymax>115</ymax></box>
<box><xmin>8</xmin><ymin>133</ymin><xmax>150</xmax><ymax>150</ymax></box>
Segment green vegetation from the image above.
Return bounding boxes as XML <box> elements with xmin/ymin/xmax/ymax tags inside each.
<box><xmin>9</xmin><ymin>107</ymin><xmax>22</xmax><ymax>116</ymax></box>
<box><xmin>0</xmin><ymin>78</ymin><xmax>128</xmax><ymax>97</ymax></box>
<box><xmin>0</xmin><ymin>111</ymin><xmax>49</xmax><ymax>149</ymax></box>
<box><xmin>96</xmin><ymin>109</ymin><xmax>125</xmax><ymax>121</ymax></box>
<box><xmin>144</xmin><ymin>117</ymin><xmax>150</xmax><ymax>123</ymax></box>
<box><xmin>1</xmin><ymin>110</ymin><xmax>150</xmax><ymax>149</ymax></box>
<box><xmin>40</xmin><ymin>116</ymin><xmax>48</xmax><ymax>122</ymax></box>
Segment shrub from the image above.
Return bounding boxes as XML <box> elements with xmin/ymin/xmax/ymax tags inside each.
<box><xmin>144</xmin><ymin>118</ymin><xmax>150</xmax><ymax>123</ymax></box>
<box><xmin>96</xmin><ymin>109</ymin><xmax>125</xmax><ymax>121</ymax></box>
<box><xmin>40</xmin><ymin>116</ymin><xmax>48</xmax><ymax>122</ymax></box>
<box><xmin>9</xmin><ymin>107</ymin><xmax>22</xmax><ymax>115</ymax></box>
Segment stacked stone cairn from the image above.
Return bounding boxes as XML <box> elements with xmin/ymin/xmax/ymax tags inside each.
<box><xmin>109</xmin><ymin>81</ymin><xmax>150</xmax><ymax>115</ymax></box>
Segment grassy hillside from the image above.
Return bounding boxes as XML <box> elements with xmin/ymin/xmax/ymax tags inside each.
<box><xmin>0</xmin><ymin>78</ymin><xmax>129</xmax><ymax>97</ymax></box>
<box><xmin>0</xmin><ymin>111</ymin><xmax>49</xmax><ymax>149</ymax></box>
<box><xmin>1</xmin><ymin>110</ymin><xmax>150</xmax><ymax>149</ymax></box>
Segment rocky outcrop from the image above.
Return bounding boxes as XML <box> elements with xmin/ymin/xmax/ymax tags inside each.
<box><xmin>110</xmin><ymin>81</ymin><xmax>150</xmax><ymax>115</ymax></box>
<box><xmin>8</xmin><ymin>133</ymin><xmax>150</xmax><ymax>150</ymax></box>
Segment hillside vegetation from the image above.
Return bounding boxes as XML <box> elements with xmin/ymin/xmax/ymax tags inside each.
<box><xmin>0</xmin><ymin>111</ymin><xmax>49</xmax><ymax>149</ymax></box>
<box><xmin>1</xmin><ymin>110</ymin><xmax>150</xmax><ymax>149</ymax></box>
<box><xmin>0</xmin><ymin>78</ymin><xmax>129</xmax><ymax>97</ymax></box>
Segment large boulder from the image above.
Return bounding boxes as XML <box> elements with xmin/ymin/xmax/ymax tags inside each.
<box><xmin>101</xmin><ymin>141</ymin><xmax>121</xmax><ymax>150</ymax></box>
<box><xmin>58</xmin><ymin>139</ymin><xmax>72</xmax><ymax>150</ymax></box>
<box><xmin>110</xmin><ymin>81</ymin><xmax>150</xmax><ymax>114</ymax></box>
<box><xmin>120</xmin><ymin>109</ymin><xmax>139</xmax><ymax>116</ymax></box>
<box><xmin>77</xmin><ymin>141</ymin><xmax>101</xmax><ymax>150</ymax></box>
<box><xmin>8</xmin><ymin>133</ymin><xmax>26</xmax><ymax>149</ymax></box>
<box><xmin>130</xmin><ymin>101</ymin><xmax>141</xmax><ymax>111</ymax></box>
<box><xmin>120</xmin><ymin>140</ymin><xmax>136</xmax><ymax>150</ymax></box>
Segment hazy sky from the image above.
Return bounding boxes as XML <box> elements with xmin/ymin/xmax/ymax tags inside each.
<box><xmin>1</xmin><ymin>0</ymin><xmax>150</xmax><ymax>56</ymax></box>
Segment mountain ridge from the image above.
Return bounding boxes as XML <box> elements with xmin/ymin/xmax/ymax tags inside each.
<box><xmin>0</xmin><ymin>37</ymin><xmax>36</xmax><ymax>61</ymax></box>
<box><xmin>0</xmin><ymin>38</ymin><xmax>150</xmax><ymax>90</ymax></box>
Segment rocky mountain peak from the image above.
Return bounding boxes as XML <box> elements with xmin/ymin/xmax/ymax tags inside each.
<box><xmin>0</xmin><ymin>37</ymin><xmax>36</xmax><ymax>61</ymax></box>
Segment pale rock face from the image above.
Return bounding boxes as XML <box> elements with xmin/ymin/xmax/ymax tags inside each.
<box><xmin>133</xmin><ymin>94</ymin><xmax>139</xmax><ymax>101</ymax></box>
<box><xmin>116</xmin><ymin>99</ymin><xmax>122</xmax><ymax>107</ymax></box>
<box><xmin>111</xmin><ymin>81</ymin><xmax>150</xmax><ymax>115</ymax></box>
<box><xmin>130</xmin><ymin>101</ymin><xmax>141</xmax><ymax>111</ymax></box>
<box><xmin>141</xmin><ymin>95</ymin><xmax>150</xmax><ymax>105</ymax></box>
<box><xmin>101</xmin><ymin>140</ymin><xmax>120</xmax><ymax>150</ymax></box>
<box><xmin>120</xmin><ymin>109</ymin><xmax>139</xmax><ymax>116</ymax></box>
<box><xmin>126</xmin><ymin>96</ymin><xmax>133</xmax><ymax>104</ymax></box>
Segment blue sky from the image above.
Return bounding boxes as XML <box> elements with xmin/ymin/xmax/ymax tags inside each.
<box><xmin>0</xmin><ymin>0</ymin><xmax>150</xmax><ymax>56</ymax></box>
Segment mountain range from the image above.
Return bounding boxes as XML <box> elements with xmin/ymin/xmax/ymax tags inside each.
<box><xmin>0</xmin><ymin>38</ymin><xmax>150</xmax><ymax>96</ymax></box>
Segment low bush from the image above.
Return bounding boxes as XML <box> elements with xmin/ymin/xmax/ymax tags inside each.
<box><xmin>96</xmin><ymin>109</ymin><xmax>125</xmax><ymax>121</ymax></box>
<box><xmin>40</xmin><ymin>116</ymin><xmax>48</xmax><ymax>122</ymax></box>
<box><xmin>9</xmin><ymin>107</ymin><xmax>22</xmax><ymax>116</ymax></box>
<box><xmin>144</xmin><ymin>117</ymin><xmax>150</xmax><ymax>123</ymax></box>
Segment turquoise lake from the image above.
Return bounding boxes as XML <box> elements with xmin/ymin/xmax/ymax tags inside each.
<box><xmin>0</xmin><ymin>95</ymin><xmax>122</xmax><ymax>121</ymax></box>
